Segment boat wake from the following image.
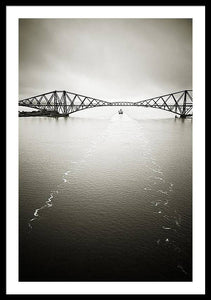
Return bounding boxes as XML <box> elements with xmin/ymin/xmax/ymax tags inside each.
<box><xmin>27</xmin><ymin>114</ymin><xmax>189</xmax><ymax>278</ymax></box>
<box><xmin>28</xmin><ymin>166</ymin><xmax>76</xmax><ymax>230</ymax></box>
<box><xmin>140</xmin><ymin>134</ymin><xmax>188</xmax><ymax>277</ymax></box>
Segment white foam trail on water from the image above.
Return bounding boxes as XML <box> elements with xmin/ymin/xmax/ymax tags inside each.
<box><xmin>64</xmin><ymin>170</ymin><xmax>71</xmax><ymax>175</ymax></box>
<box><xmin>162</xmin><ymin>226</ymin><xmax>177</xmax><ymax>232</ymax></box>
<box><xmin>155</xmin><ymin>176</ymin><xmax>165</xmax><ymax>181</ymax></box>
<box><xmin>28</xmin><ymin>188</ymin><xmax>59</xmax><ymax>230</ymax></box>
<box><xmin>158</xmin><ymin>190</ymin><xmax>168</xmax><ymax>195</ymax></box>
<box><xmin>29</xmin><ymin>217</ymin><xmax>36</xmax><ymax>223</ymax></box>
<box><xmin>162</xmin><ymin>226</ymin><xmax>171</xmax><ymax>230</ymax></box>
<box><xmin>151</xmin><ymin>168</ymin><xmax>163</xmax><ymax>175</ymax></box>
<box><xmin>144</xmin><ymin>187</ymin><xmax>152</xmax><ymax>191</ymax></box>
<box><xmin>28</xmin><ymin>151</ymin><xmax>95</xmax><ymax>231</ymax></box>
<box><xmin>28</xmin><ymin>127</ymin><xmax>110</xmax><ymax>231</ymax></box>
<box><xmin>46</xmin><ymin>193</ymin><xmax>53</xmax><ymax>207</ymax></box>
<box><xmin>137</xmin><ymin>121</ymin><xmax>183</xmax><ymax>274</ymax></box>
<box><xmin>34</xmin><ymin>209</ymin><xmax>39</xmax><ymax>217</ymax></box>
<box><xmin>153</xmin><ymin>210</ymin><xmax>162</xmax><ymax>214</ymax></box>
<box><xmin>174</xmin><ymin>211</ymin><xmax>182</xmax><ymax>227</ymax></box>
<box><xmin>151</xmin><ymin>200</ymin><xmax>162</xmax><ymax>207</ymax></box>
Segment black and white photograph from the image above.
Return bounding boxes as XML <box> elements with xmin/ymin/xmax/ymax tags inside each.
<box><xmin>6</xmin><ymin>5</ymin><xmax>205</xmax><ymax>295</ymax></box>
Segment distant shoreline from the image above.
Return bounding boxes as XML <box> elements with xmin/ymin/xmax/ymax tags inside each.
<box><xmin>19</xmin><ymin>111</ymin><xmax>68</xmax><ymax>117</ymax></box>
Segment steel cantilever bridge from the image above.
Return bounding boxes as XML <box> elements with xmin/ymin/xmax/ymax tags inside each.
<box><xmin>19</xmin><ymin>89</ymin><xmax>193</xmax><ymax>117</ymax></box>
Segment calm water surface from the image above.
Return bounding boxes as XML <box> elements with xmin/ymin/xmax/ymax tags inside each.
<box><xmin>19</xmin><ymin>111</ymin><xmax>192</xmax><ymax>281</ymax></box>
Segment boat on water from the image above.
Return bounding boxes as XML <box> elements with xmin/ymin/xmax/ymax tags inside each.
<box><xmin>118</xmin><ymin>109</ymin><xmax>123</xmax><ymax>114</ymax></box>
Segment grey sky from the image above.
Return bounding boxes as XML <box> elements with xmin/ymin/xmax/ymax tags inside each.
<box><xmin>19</xmin><ymin>18</ymin><xmax>192</xmax><ymax>101</ymax></box>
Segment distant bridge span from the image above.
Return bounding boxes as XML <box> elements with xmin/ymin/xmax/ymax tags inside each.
<box><xmin>19</xmin><ymin>90</ymin><xmax>193</xmax><ymax>117</ymax></box>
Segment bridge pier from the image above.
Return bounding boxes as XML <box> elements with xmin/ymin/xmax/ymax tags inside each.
<box><xmin>180</xmin><ymin>114</ymin><xmax>192</xmax><ymax>119</ymax></box>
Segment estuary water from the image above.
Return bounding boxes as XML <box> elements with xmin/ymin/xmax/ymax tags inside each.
<box><xmin>19</xmin><ymin>109</ymin><xmax>192</xmax><ymax>281</ymax></box>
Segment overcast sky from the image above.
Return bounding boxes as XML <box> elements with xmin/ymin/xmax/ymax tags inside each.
<box><xmin>19</xmin><ymin>18</ymin><xmax>192</xmax><ymax>101</ymax></box>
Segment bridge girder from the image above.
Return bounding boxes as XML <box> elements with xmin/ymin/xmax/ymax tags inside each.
<box><xmin>19</xmin><ymin>90</ymin><xmax>192</xmax><ymax>117</ymax></box>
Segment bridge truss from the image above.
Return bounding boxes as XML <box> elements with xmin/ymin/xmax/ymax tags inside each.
<box><xmin>19</xmin><ymin>90</ymin><xmax>192</xmax><ymax>117</ymax></box>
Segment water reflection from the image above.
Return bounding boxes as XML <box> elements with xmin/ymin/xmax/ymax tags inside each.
<box><xmin>19</xmin><ymin>113</ymin><xmax>192</xmax><ymax>281</ymax></box>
